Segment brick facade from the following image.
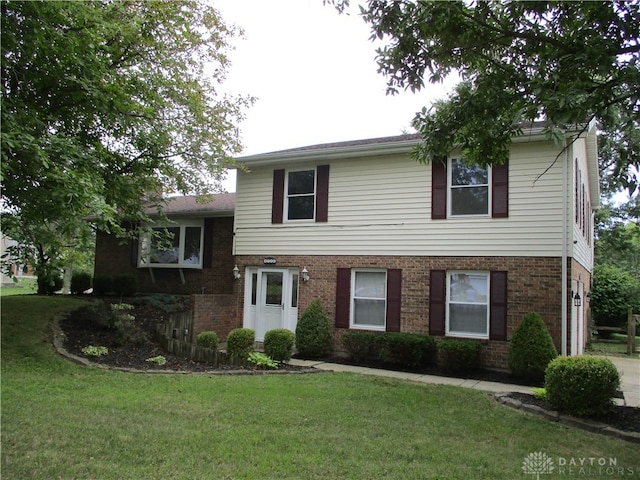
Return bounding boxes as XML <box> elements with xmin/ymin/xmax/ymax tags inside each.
<box><xmin>234</xmin><ymin>254</ymin><xmax>572</xmax><ymax>369</ymax></box>
<box><xmin>93</xmin><ymin>217</ymin><xmax>235</xmax><ymax>296</ymax></box>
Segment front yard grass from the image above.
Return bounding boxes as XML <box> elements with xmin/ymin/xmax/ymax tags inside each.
<box><xmin>2</xmin><ymin>296</ymin><xmax>638</xmax><ymax>480</ymax></box>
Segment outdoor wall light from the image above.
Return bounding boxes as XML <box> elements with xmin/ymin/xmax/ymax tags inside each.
<box><xmin>233</xmin><ymin>265</ymin><xmax>241</xmax><ymax>280</ymax></box>
<box><xmin>301</xmin><ymin>267</ymin><xmax>310</xmax><ymax>282</ymax></box>
<box><xmin>573</xmin><ymin>292</ymin><xmax>582</xmax><ymax>307</ymax></box>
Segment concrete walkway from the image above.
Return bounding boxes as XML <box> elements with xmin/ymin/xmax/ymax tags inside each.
<box><xmin>290</xmin><ymin>355</ymin><xmax>640</xmax><ymax>407</ymax></box>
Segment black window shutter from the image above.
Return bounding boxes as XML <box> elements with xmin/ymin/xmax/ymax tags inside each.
<box><xmin>431</xmin><ymin>158</ymin><xmax>447</xmax><ymax>219</ymax></box>
<box><xmin>335</xmin><ymin>268</ymin><xmax>351</xmax><ymax>328</ymax></box>
<box><xmin>272</xmin><ymin>169</ymin><xmax>285</xmax><ymax>224</ymax></box>
<box><xmin>492</xmin><ymin>160</ymin><xmax>509</xmax><ymax>218</ymax></box>
<box><xmin>202</xmin><ymin>218</ymin><xmax>214</xmax><ymax>269</ymax></box>
<box><xmin>386</xmin><ymin>269</ymin><xmax>402</xmax><ymax>332</ymax></box>
<box><xmin>316</xmin><ymin>165</ymin><xmax>330</xmax><ymax>222</ymax></box>
<box><xmin>489</xmin><ymin>271</ymin><xmax>508</xmax><ymax>340</ymax></box>
<box><xmin>429</xmin><ymin>270</ymin><xmax>446</xmax><ymax>335</ymax></box>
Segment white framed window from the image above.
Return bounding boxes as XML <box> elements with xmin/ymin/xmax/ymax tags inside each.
<box><xmin>449</xmin><ymin>159</ymin><xmax>490</xmax><ymax>216</ymax></box>
<box><xmin>139</xmin><ymin>222</ymin><xmax>204</xmax><ymax>269</ymax></box>
<box><xmin>351</xmin><ymin>269</ymin><xmax>387</xmax><ymax>330</ymax></box>
<box><xmin>286</xmin><ymin>169</ymin><xmax>316</xmax><ymax>221</ymax></box>
<box><xmin>446</xmin><ymin>271</ymin><xmax>489</xmax><ymax>338</ymax></box>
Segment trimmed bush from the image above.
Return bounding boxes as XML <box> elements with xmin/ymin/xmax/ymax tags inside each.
<box><xmin>196</xmin><ymin>331</ymin><xmax>219</xmax><ymax>350</ymax></box>
<box><xmin>37</xmin><ymin>271</ymin><xmax>63</xmax><ymax>295</ymax></box>
<box><xmin>508</xmin><ymin>312</ymin><xmax>558</xmax><ymax>380</ymax></box>
<box><xmin>264</xmin><ymin>328</ymin><xmax>296</xmax><ymax>362</ymax></box>
<box><xmin>92</xmin><ymin>274</ymin><xmax>112</xmax><ymax>296</ymax></box>
<box><xmin>295</xmin><ymin>300</ymin><xmax>333</xmax><ymax>358</ymax></box>
<box><xmin>381</xmin><ymin>333</ymin><xmax>437</xmax><ymax>367</ymax></box>
<box><xmin>226</xmin><ymin>328</ymin><xmax>255</xmax><ymax>359</ymax></box>
<box><xmin>438</xmin><ymin>339</ymin><xmax>482</xmax><ymax>372</ymax></box>
<box><xmin>341</xmin><ymin>331</ymin><xmax>385</xmax><ymax>363</ymax></box>
<box><xmin>70</xmin><ymin>272</ymin><xmax>92</xmax><ymax>295</ymax></box>
<box><xmin>545</xmin><ymin>355</ymin><xmax>620</xmax><ymax>417</ymax></box>
<box><xmin>112</xmin><ymin>273</ymin><xmax>137</xmax><ymax>297</ymax></box>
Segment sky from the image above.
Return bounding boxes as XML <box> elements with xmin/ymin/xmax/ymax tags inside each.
<box><xmin>213</xmin><ymin>0</ymin><xmax>457</xmax><ymax>190</ymax></box>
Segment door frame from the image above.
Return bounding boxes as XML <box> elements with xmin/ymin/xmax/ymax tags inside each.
<box><xmin>243</xmin><ymin>267</ymin><xmax>299</xmax><ymax>341</ymax></box>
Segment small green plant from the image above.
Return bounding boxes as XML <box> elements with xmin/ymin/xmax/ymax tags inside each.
<box><xmin>37</xmin><ymin>271</ymin><xmax>63</xmax><ymax>295</ymax></box>
<box><xmin>145</xmin><ymin>355</ymin><xmax>167</xmax><ymax>366</ymax></box>
<box><xmin>508</xmin><ymin>312</ymin><xmax>558</xmax><ymax>381</ymax></box>
<box><xmin>438</xmin><ymin>339</ymin><xmax>482</xmax><ymax>372</ymax></box>
<box><xmin>81</xmin><ymin>345</ymin><xmax>109</xmax><ymax>356</ymax></box>
<box><xmin>264</xmin><ymin>328</ymin><xmax>296</xmax><ymax>361</ymax></box>
<box><xmin>531</xmin><ymin>387</ymin><xmax>547</xmax><ymax>401</ymax></box>
<box><xmin>196</xmin><ymin>331</ymin><xmax>219</xmax><ymax>350</ymax></box>
<box><xmin>295</xmin><ymin>299</ymin><xmax>333</xmax><ymax>358</ymax></box>
<box><xmin>226</xmin><ymin>328</ymin><xmax>255</xmax><ymax>360</ymax></box>
<box><xmin>247</xmin><ymin>352</ymin><xmax>279</xmax><ymax>369</ymax></box>
<box><xmin>70</xmin><ymin>272</ymin><xmax>92</xmax><ymax>295</ymax></box>
<box><xmin>544</xmin><ymin>355</ymin><xmax>620</xmax><ymax>417</ymax></box>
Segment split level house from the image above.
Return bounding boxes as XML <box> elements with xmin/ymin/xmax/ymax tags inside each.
<box><xmin>94</xmin><ymin>121</ymin><xmax>599</xmax><ymax>369</ymax></box>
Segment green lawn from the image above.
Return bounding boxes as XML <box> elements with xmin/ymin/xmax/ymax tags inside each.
<box><xmin>2</xmin><ymin>296</ymin><xmax>638</xmax><ymax>480</ymax></box>
<box><xmin>587</xmin><ymin>333</ymin><xmax>640</xmax><ymax>359</ymax></box>
<box><xmin>0</xmin><ymin>277</ymin><xmax>37</xmax><ymax>296</ymax></box>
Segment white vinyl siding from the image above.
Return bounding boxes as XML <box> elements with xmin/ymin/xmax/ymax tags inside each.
<box><xmin>234</xmin><ymin>142</ymin><xmax>567</xmax><ymax>257</ymax></box>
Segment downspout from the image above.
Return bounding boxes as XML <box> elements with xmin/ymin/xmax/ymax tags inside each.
<box><xmin>561</xmin><ymin>142</ymin><xmax>568</xmax><ymax>356</ymax></box>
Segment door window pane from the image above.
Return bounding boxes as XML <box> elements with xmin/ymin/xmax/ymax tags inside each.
<box><xmin>265</xmin><ymin>273</ymin><xmax>283</xmax><ymax>305</ymax></box>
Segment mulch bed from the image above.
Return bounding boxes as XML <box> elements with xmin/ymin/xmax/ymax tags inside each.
<box><xmin>58</xmin><ymin>298</ymin><xmax>639</xmax><ymax>433</ymax></box>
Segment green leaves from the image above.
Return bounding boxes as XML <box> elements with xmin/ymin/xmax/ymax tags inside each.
<box><xmin>359</xmin><ymin>0</ymin><xmax>639</xmax><ymax>186</ymax></box>
<box><xmin>1</xmin><ymin>0</ymin><xmax>253</xmax><ymax>285</ymax></box>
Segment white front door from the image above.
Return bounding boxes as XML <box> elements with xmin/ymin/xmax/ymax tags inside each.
<box><xmin>244</xmin><ymin>268</ymin><xmax>299</xmax><ymax>341</ymax></box>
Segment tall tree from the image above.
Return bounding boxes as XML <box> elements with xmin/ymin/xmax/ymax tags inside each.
<box><xmin>1</xmin><ymin>1</ymin><xmax>253</xmax><ymax>292</ymax></box>
<box><xmin>332</xmin><ymin>1</ymin><xmax>640</xmax><ymax>194</ymax></box>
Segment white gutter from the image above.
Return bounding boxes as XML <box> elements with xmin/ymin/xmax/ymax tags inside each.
<box><xmin>561</xmin><ymin>141</ymin><xmax>569</xmax><ymax>356</ymax></box>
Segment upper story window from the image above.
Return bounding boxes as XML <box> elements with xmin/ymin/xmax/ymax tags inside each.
<box><xmin>449</xmin><ymin>159</ymin><xmax>489</xmax><ymax>216</ymax></box>
<box><xmin>139</xmin><ymin>223</ymin><xmax>204</xmax><ymax>269</ymax></box>
<box><xmin>272</xmin><ymin>165</ymin><xmax>330</xmax><ymax>224</ymax></box>
<box><xmin>286</xmin><ymin>169</ymin><xmax>316</xmax><ymax>220</ymax></box>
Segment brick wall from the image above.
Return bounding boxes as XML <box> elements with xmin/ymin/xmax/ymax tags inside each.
<box><xmin>234</xmin><ymin>254</ymin><xmax>565</xmax><ymax>369</ymax></box>
<box><xmin>191</xmin><ymin>293</ymin><xmax>241</xmax><ymax>342</ymax></box>
<box><xmin>93</xmin><ymin>217</ymin><xmax>235</xmax><ymax>296</ymax></box>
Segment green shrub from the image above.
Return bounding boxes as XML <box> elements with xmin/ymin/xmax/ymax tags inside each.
<box><xmin>131</xmin><ymin>294</ymin><xmax>187</xmax><ymax>313</ymax></box>
<box><xmin>92</xmin><ymin>274</ymin><xmax>112</xmax><ymax>296</ymax></box>
<box><xmin>438</xmin><ymin>339</ymin><xmax>482</xmax><ymax>372</ymax></box>
<box><xmin>341</xmin><ymin>331</ymin><xmax>385</xmax><ymax>362</ymax></box>
<box><xmin>295</xmin><ymin>299</ymin><xmax>333</xmax><ymax>358</ymax></box>
<box><xmin>545</xmin><ymin>355</ymin><xmax>620</xmax><ymax>417</ymax></box>
<box><xmin>381</xmin><ymin>332</ymin><xmax>437</xmax><ymax>367</ymax></box>
<box><xmin>226</xmin><ymin>328</ymin><xmax>255</xmax><ymax>359</ymax></box>
<box><xmin>110</xmin><ymin>303</ymin><xmax>147</xmax><ymax>346</ymax></box>
<box><xmin>508</xmin><ymin>312</ymin><xmax>558</xmax><ymax>380</ymax></box>
<box><xmin>112</xmin><ymin>273</ymin><xmax>138</xmax><ymax>297</ymax></box>
<box><xmin>264</xmin><ymin>328</ymin><xmax>296</xmax><ymax>361</ymax></box>
<box><xmin>591</xmin><ymin>264</ymin><xmax>640</xmax><ymax>330</ymax></box>
<box><xmin>196</xmin><ymin>331</ymin><xmax>219</xmax><ymax>350</ymax></box>
<box><xmin>37</xmin><ymin>271</ymin><xmax>63</xmax><ymax>295</ymax></box>
<box><xmin>70</xmin><ymin>272</ymin><xmax>92</xmax><ymax>295</ymax></box>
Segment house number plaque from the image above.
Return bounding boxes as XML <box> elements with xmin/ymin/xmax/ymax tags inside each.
<box><xmin>263</xmin><ymin>257</ymin><xmax>277</xmax><ymax>265</ymax></box>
